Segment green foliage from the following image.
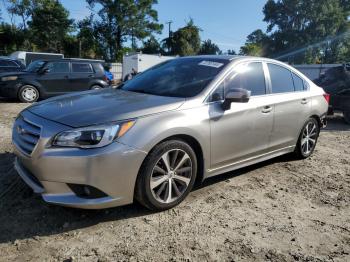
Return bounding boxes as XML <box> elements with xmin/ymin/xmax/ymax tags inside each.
<box><xmin>261</xmin><ymin>0</ymin><xmax>350</xmax><ymax>63</ymax></box>
<box><xmin>163</xmin><ymin>19</ymin><xmax>201</xmax><ymax>56</ymax></box>
<box><xmin>240</xmin><ymin>30</ymin><xmax>268</xmax><ymax>56</ymax></box>
<box><xmin>86</xmin><ymin>0</ymin><xmax>163</xmax><ymax>61</ymax></box>
<box><xmin>199</xmin><ymin>39</ymin><xmax>221</xmax><ymax>55</ymax></box>
<box><xmin>0</xmin><ymin>23</ymin><xmax>25</xmax><ymax>55</ymax></box>
<box><xmin>141</xmin><ymin>35</ymin><xmax>162</xmax><ymax>54</ymax></box>
<box><xmin>28</xmin><ymin>0</ymin><xmax>73</xmax><ymax>52</ymax></box>
<box><xmin>227</xmin><ymin>49</ymin><xmax>237</xmax><ymax>55</ymax></box>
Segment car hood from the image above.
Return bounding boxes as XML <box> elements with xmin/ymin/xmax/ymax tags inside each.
<box><xmin>27</xmin><ymin>89</ymin><xmax>185</xmax><ymax>127</ymax></box>
<box><xmin>0</xmin><ymin>71</ymin><xmax>32</xmax><ymax>77</ymax></box>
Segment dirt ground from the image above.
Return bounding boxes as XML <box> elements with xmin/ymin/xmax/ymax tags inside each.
<box><xmin>0</xmin><ymin>99</ymin><xmax>349</xmax><ymax>262</ymax></box>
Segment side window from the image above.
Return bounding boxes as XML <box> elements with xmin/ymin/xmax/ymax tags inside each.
<box><xmin>72</xmin><ymin>63</ymin><xmax>93</xmax><ymax>73</ymax></box>
<box><xmin>46</xmin><ymin>62</ymin><xmax>70</xmax><ymax>73</ymax></box>
<box><xmin>210</xmin><ymin>62</ymin><xmax>266</xmax><ymax>101</ymax></box>
<box><xmin>268</xmin><ymin>64</ymin><xmax>294</xmax><ymax>93</ymax></box>
<box><xmin>227</xmin><ymin>62</ymin><xmax>266</xmax><ymax>96</ymax></box>
<box><xmin>292</xmin><ymin>72</ymin><xmax>305</xmax><ymax>91</ymax></box>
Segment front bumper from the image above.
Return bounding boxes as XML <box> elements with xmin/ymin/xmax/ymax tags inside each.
<box><xmin>13</xmin><ymin>110</ymin><xmax>147</xmax><ymax>209</ymax></box>
<box><xmin>0</xmin><ymin>81</ymin><xmax>20</xmax><ymax>98</ymax></box>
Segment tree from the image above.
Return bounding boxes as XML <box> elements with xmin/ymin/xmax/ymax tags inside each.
<box><xmin>199</xmin><ymin>39</ymin><xmax>221</xmax><ymax>55</ymax></box>
<box><xmin>262</xmin><ymin>0</ymin><xmax>350</xmax><ymax>63</ymax></box>
<box><xmin>141</xmin><ymin>35</ymin><xmax>162</xmax><ymax>54</ymax></box>
<box><xmin>86</xmin><ymin>0</ymin><xmax>163</xmax><ymax>61</ymax></box>
<box><xmin>163</xmin><ymin>19</ymin><xmax>201</xmax><ymax>56</ymax></box>
<box><xmin>227</xmin><ymin>49</ymin><xmax>237</xmax><ymax>55</ymax></box>
<box><xmin>240</xmin><ymin>29</ymin><xmax>268</xmax><ymax>56</ymax></box>
<box><xmin>28</xmin><ymin>0</ymin><xmax>73</xmax><ymax>52</ymax></box>
<box><xmin>0</xmin><ymin>22</ymin><xmax>25</xmax><ymax>55</ymax></box>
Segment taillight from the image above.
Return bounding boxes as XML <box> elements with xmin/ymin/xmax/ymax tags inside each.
<box><xmin>323</xmin><ymin>93</ymin><xmax>330</xmax><ymax>104</ymax></box>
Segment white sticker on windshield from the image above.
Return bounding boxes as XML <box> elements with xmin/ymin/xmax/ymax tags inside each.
<box><xmin>198</xmin><ymin>61</ymin><xmax>224</xmax><ymax>68</ymax></box>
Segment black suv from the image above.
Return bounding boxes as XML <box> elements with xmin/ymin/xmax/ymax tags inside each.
<box><xmin>314</xmin><ymin>64</ymin><xmax>350</xmax><ymax>124</ymax></box>
<box><xmin>0</xmin><ymin>59</ymin><xmax>109</xmax><ymax>102</ymax></box>
<box><xmin>0</xmin><ymin>57</ymin><xmax>26</xmax><ymax>73</ymax></box>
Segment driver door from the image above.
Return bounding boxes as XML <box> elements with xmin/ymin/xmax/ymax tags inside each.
<box><xmin>38</xmin><ymin>61</ymin><xmax>71</xmax><ymax>94</ymax></box>
<box><xmin>209</xmin><ymin>62</ymin><xmax>274</xmax><ymax>171</ymax></box>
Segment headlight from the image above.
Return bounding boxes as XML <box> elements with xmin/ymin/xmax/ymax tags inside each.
<box><xmin>1</xmin><ymin>76</ymin><xmax>18</xmax><ymax>81</ymax></box>
<box><xmin>52</xmin><ymin>121</ymin><xmax>135</xmax><ymax>148</ymax></box>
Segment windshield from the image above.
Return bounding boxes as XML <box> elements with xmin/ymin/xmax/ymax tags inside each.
<box><xmin>26</xmin><ymin>60</ymin><xmax>45</xmax><ymax>72</ymax></box>
<box><xmin>120</xmin><ymin>58</ymin><xmax>229</xmax><ymax>98</ymax></box>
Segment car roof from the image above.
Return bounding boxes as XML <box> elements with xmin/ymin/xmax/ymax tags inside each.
<box><xmin>32</xmin><ymin>58</ymin><xmax>105</xmax><ymax>63</ymax></box>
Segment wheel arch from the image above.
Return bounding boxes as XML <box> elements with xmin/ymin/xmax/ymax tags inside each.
<box><xmin>137</xmin><ymin>134</ymin><xmax>205</xmax><ymax>190</ymax></box>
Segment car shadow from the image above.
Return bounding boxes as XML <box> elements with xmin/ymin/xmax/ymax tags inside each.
<box><xmin>0</xmin><ymin>151</ymin><xmax>296</xmax><ymax>244</ymax></box>
<box><xmin>323</xmin><ymin>114</ymin><xmax>350</xmax><ymax>132</ymax></box>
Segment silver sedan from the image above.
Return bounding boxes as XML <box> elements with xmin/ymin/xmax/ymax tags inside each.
<box><xmin>12</xmin><ymin>55</ymin><xmax>329</xmax><ymax>211</ymax></box>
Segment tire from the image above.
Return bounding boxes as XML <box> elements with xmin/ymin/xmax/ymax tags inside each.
<box><xmin>135</xmin><ymin>140</ymin><xmax>197</xmax><ymax>211</ymax></box>
<box><xmin>90</xmin><ymin>85</ymin><xmax>103</xmax><ymax>90</ymax></box>
<box><xmin>18</xmin><ymin>85</ymin><xmax>39</xmax><ymax>103</ymax></box>
<box><xmin>344</xmin><ymin>111</ymin><xmax>350</xmax><ymax>124</ymax></box>
<box><xmin>294</xmin><ymin>118</ymin><xmax>320</xmax><ymax>159</ymax></box>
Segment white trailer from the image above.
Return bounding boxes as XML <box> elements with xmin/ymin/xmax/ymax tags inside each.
<box><xmin>122</xmin><ymin>53</ymin><xmax>175</xmax><ymax>80</ymax></box>
<box><xmin>10</xmin><ymin>51</ymin><xmax>64</xmax><ymax>66</ymax></box>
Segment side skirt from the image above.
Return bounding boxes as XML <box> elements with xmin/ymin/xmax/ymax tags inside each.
<box><xmin>205</xmin><ymin>146</ymin><xmax>295</xmax><ymax>179</ymax></box>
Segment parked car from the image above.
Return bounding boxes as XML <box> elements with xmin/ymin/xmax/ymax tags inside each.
<box><xmin>12</xmin><ymin>56</ymin><xmax>328</xmax><ymax>211</ymax></box>
<box><xmin>0</xmin><ymin>59</ymin><xmax>109</xmax><ymax>102</ymax></box>
<box><xmin>0</xmin><ymin>56</ymin><xmax>26</xmax><ymax>73</ymax></box>
<box><xmin>314</xmin><ymin>64</ymin><xmax>350</xmax><ymax>124</ymax></box>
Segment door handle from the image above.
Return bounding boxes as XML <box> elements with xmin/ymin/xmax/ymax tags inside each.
<box><xmin>301</xmin><ymin>98</ymin><xmax>308</xmax><ymax>105</ymax></box>
<box><xmin>262</xmin><ymin>106</ymin><xmax>273</xmax><ymax>114</ymax></box>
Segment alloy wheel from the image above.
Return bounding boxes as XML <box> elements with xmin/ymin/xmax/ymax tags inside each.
<box><xmin>301</xmin><ymin>121</ymin><xmax>318</xmax><ymax>155</ymax></box>
<box><xmin>150</xmin><ymin>149</ymin><xmax>193</xmax><ymax>204</ymax></box>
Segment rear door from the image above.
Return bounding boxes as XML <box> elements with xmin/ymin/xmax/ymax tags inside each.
<box><xmin>69</xmin><ymin>62</ymin><xmax>94</xmax><ymax>91</ymax></box>
<box><xmin>37</xmin><ymin>61</ymin><xmax>71</xmax><ymax>94</ymax></box>
<box><xmin>209</xmin><ymin>62</ymin><xmax>274</xmax><ymax>170</ymax></box>
<box><xmin>266</xmin><ymin>63</ymin><xmax>311</xmax><ymax>150</ymax></box>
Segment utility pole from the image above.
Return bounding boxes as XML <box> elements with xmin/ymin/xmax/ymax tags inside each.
<box><xmin>165</xmin><ymin>21</ymin><xmax>173</xmax><ymax>54</ymax></box>
<box><xmin>166</xmin><ymin>21</ymin><xmax>173</xmax><ymax>39</ymax></box>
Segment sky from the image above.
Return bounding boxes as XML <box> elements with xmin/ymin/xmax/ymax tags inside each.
<box><xmin>2</xmin><ymin>0</ymin><xmax>268</xmax><ymax>52</ymax></box>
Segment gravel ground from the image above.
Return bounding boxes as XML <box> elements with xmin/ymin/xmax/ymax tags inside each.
<box><xmin>0</xmin><ymin>99</ymin><xmax>349</xmax><ymax>262</ymax></box>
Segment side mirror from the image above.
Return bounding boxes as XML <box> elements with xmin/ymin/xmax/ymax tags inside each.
<box><xmin>222</xmin><ymin>88</ymin><xmax>251</xmax><ymax>110</ymax></box>
<box><xmin>39</xmin><ymin>68</ymin><xmax>50</xmax><ymax>74</ymax></box>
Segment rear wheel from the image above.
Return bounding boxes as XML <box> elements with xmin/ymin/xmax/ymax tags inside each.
<box><xmin>344</xmin><ymin>111</ymin><xmax>350</xmax><ymax>124</ymax></box>
<box><xmin>135</xmin><ymin>140</ymin><xmax>197</xmax><ymax>211</ymax></box>
<box><xmin>295</xmin><ymin>118</ymin><xmax>320</xmax><ymax>159</ymax></box>
<box><xmin>18</xmin><ymin>85</ymin><xmax>39</xmax><ymax>103</ymax></box>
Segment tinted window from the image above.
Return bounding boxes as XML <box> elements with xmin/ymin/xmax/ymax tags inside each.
<box><xmin>292</xmin><ymin>72</ymin><xmax>305</xmax><ymax>91</ymax></box>
<box><xmin>268</xmin><ymin>64</ymin><xmax>294</xmax><ymax>93</ymax></box>
<box><xmin>46</xmin><ymin>62</ymin><xmax>70</xmax><ymax>73</ymax></box>
<box><xmin>72</xmin><ymin>63</ymin><xmax>93</xmax><ymax>73</ymax></box>
<box><xmin>121</xmin><ymin>58</ymin><xmax>229</xmax><ymax>98</ymax></box>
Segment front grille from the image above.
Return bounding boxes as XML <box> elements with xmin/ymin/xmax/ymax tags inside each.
<box><xmin>13</xmin><ymin>115</ymin><xmax>41</xmax><ymax>155</ymax></box>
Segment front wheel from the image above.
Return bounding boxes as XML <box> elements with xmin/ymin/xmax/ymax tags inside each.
<box><xmin>135</xmin><ymin>140</ymin><xmax>197</xmax><ymax>211</ymax></box>
<box><xmin>18</xmin><ymin>85</ymin><xmax>39</xmax><ymax>103</ymax></box>
<box><xmin>295</xmin><ymin>118</ymin><xmax>320</xmax><ymax>159</ymax></box>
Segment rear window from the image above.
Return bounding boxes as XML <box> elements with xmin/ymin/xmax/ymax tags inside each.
<box><xmin>72</xmin><ymin>63</ymin><xmax>93</xmax><ymax>73</ymax></box>
<box><xmin>268</xmin><ymin>64</ymin><xmax>294</xmax><ymax>93</ymax></box>
<box><xmin>292</xmin><ymin>72</ymin><xmax>305</xmax><ymax>91</ymax></box>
